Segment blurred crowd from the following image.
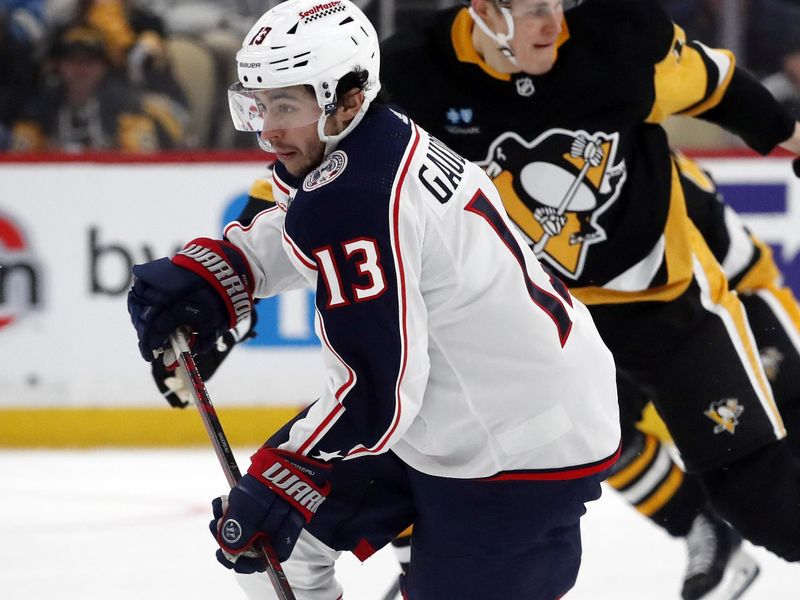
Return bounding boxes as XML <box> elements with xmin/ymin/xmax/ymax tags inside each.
<box><xmin>0</xmin><ymin>0</ymin><xmax>798</xmax><ymax>153</ymax></box>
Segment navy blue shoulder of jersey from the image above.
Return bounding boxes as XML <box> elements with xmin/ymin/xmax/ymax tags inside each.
<box><xmin>282</xmin><ymin>104</ymin><xmax>420</xmax><ymax>457</ymax></box>
<box><xmin>284</xmin><ymin>104</ymin><xmax>414</xmax><ymax>249</ymax></box>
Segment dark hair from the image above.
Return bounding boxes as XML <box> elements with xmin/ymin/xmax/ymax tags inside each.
<box><xmin>335</xmin><ymin>68</ymin><xmax>384</xmax><ymax>105</ymax></box>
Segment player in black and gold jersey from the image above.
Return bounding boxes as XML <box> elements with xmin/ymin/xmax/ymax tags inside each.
<box><xmin>380</xmin><ymin>0</ymin><xmax>800</xmax><ymax>594</ymax></box>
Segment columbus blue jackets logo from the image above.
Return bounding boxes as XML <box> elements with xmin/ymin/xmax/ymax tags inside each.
<box><xmin>704</xmin><ymin>399</ymin><xmax>744</xmax><ymax>435</ymax></box>
<box><xmin>0</xmin><ymin>211</ymin><xmax>42</xmax><ymax>330</ymax></box>
<box><xmin>303</xmin><ymin>150</ymin><xmax>348</xmax><ymax>192</ymax></box>
<box><xmin>482</xmin><ymin>128</ymin><xmax>627</xmax><ymax>280</ymax></box>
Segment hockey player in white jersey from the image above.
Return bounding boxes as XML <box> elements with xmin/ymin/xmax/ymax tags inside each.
<box><xmin>126</xmin><ymin>1</ymin><xmax>620</xmax><ymax>597</ymax></box>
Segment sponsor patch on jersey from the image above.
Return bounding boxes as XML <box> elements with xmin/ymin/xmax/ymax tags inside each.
<box><xmin>704</xmin><ymin>399</ymin><xmax>744</xmax><ymax>435</ymax></box>
<box><xmin>303</xmin><ymin>150</ymin><xmax>348</xmax><ymax>192</ymax></box>
<box><xmin>445</xmin><ymin>107</ymin><xmax>480</xmax><ymax>135</ymax></box>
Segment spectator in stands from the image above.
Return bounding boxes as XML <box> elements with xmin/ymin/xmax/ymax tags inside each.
<box><xmin>44</xmin><ymin>0</ymin><xmax>191</xmax><ymax>146</ymax></box>
<box><xmin>9</xmin><ymin>24</ymin><xmax>165</xmax><ymax>152</ymax></box>
<box><xmin>132</xmin><ymin>0</ymin><xmax>267</xmax><ymax>147</ymax></box>
<box><xmin>0</xmin><ymin>0</ymin><xmax>47</xmax><ymax>149</ymax></box>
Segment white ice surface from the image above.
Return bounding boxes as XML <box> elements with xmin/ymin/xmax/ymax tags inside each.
<box><xmin>0</xmin><ymin>449</ymin><xmax>796</xmax><ymax>599</ymax></box>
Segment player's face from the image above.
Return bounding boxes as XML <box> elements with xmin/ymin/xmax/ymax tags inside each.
<box><xmin>255</xmin><ymin>86</ymin><xmax>326</xmax><ymax>177</ymax></box>
<box><xmin>499</xmin><ymin>0</ymin><xmax>565</xmax><ymax>74</ymax></box>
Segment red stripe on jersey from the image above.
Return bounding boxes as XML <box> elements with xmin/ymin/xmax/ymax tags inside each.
<box><xmin>348</xmin><ymin>122</ymin><xmax>422</xmax><ymax>458</ymax></box>
<box><xmin>282</xmin><ymin>229</ymin><xmax>317</xmax><ymax>270</ymax></box>
<box><xmin>223</xmin><ymin>204</ymin><xmax>281</xmax><ymax>236</ymax></box>
<box><xmin>272</xmin><ymin>171</ymin><xmax>291</xmax><ymax>195</ymax></box>
<box><xmin>296</xmin><ymin>315</ymin><xmax>356</xmax><ymax>455</ymax></box>
<box><xmin>297</xmin><ymin>402</ymin><xmax>345</xmax><ymax>456</ymax></box>
<box><xmin>352</xmin><ymin>538</ymin><xmax>377</xmax><ymax>562</ymax></box>
<box><xmin>481</xmin><ymin>444</ymin><xmax>621</xmax><ymax>482</ymax></box>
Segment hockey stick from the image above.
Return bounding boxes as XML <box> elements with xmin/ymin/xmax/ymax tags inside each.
<box><xmin>167</xmin><ymin>329</ymin><xmax>297</xmax><ymax>600</ymax></box>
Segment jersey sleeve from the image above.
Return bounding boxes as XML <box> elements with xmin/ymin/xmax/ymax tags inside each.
<box><xmin>645</xmin><ymin>22</ymin><xmax>736</xmax><ymax>124</ymax></box>
<box><xmin>223</xmin><ymin>170</ymin><xmax>308</xmax><ymax>298</ymax></box>
<box><xmin>646</xmin><ymin>20</ymin><xmax>795</xmax><ymax>154</ymax></box>
<box><xmin>277</xmin><ymin>178</ymin><xmax>430</xmax><ymax>463</ymax></box>
<box><xmin>236</xmin><ymin>166</ymin><xmax>278</xmax><ymax>226</ymax></box>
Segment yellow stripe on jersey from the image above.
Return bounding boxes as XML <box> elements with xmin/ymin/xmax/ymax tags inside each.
<box><xmin>636</xmin><ymin>402</ymin><xmax>673</xmax><ymax>442</ymax></box>
<box><xmin>646</xmin><ymin>24</ymin><xmax>735</xmax><ymax>124</ymax></box>
<box><xmin>758</xmin><ymin>284</ymin><xmax>800</xmax><ymax>335</ymax></box>
<box><xmin>736</xmin><ymin>235</ymin><xmax>800</xmax><ymax>341</ymax></box>
<box><xmin>680</xmin><ymin>43</ymin><xmax>736</xmax><ymax>118</ymax></box>
<box><xmin>735</xmin><ymin>236</ymin><xmax>781</xmax><ymax>292</ymax></box>
<box><xmin>396</xmin><ymin>525</ymin><xmax>413</xmax><ymax>539</ymax></box>
<box><xmin>607</xmin><ymin>434</ymin><xmax>659</xmax><ymax>489</ymax></box>
<box><xmin>249</xmin><ymin>176</ymin><xmax>276</xmax><ymax>203</ymax></box>
<box><xmin>572</xmin><ymin>161</ymin><xmax>694</xmax><ymax>305</ymax></box>
<box><xmin>636</xmin><ymin>465</ymin><xmax>684</xmax><ymax>517</ymax></box>
<box><xmin>688</xmin><ymin>223</ymin><xmax>786</xmax><ymax>437</ymax></box>
<box><xmin>451</xmin><ymin>8</ymin><xmax>511</xmax><ymax>81</ymax></box>
<box><xmin>672</xmin><ymin>150</ymin><xmax>716</xmax><ymax>193</ymax></box>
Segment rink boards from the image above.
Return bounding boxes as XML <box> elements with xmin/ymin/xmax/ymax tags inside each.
<box><xmin>1</xmin><ymin>151</ymin><xmax>798</xmax><ymax>446</ymax></box>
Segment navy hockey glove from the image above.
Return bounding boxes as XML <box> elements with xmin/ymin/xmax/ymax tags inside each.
<box><xmin>127</xmin><ymin>238</ymin><xmax>254</xmax><ymax>361</ymax></box>
<box><xmin>151</xmin><ymin>309</ymin><xmax>258</xmax><ymax>408</ymax></box>
<box><xmin>210</xmin><ymin>447</ymin><xmax>331</xmax><ymax>570</ymax></box>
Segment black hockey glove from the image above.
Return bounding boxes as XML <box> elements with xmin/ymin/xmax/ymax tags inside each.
<box><xmin>127</xmin><ymin>238</ymin><xmax>254</xmax><ymax>361</ymax></box>
<box><xmin>151</xmin><ymin>308</ymin><xmax>258</xmax><ymax>408</ymax></box>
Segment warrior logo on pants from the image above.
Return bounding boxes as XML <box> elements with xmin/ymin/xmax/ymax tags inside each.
<box><xmin>483</xmin><ymin>128</ymin><xmax>627</xmax><ymax>280</ymax></box>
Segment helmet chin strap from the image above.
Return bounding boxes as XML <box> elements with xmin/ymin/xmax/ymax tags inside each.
<box><xmin>318</xmin><ymin>94</ymin><xmax>371</xmax><ymax>156</ymax></box>
<box><xmin>468</xmin><ymin>5</ymin><xmax>518</xmax><ymax>67</ymax></box>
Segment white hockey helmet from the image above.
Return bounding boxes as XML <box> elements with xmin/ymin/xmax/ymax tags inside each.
<box><xmin>228</xmin><ymin>0</ymin><xmax>381</xmax><ymax>153</ymax></box>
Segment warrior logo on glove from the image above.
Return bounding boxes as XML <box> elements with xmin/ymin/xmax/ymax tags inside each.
<box><xmin>259</xmin><ymin>461</ymin><xmax>327</xmax><ymax>518</ymax></box>
<box><xmin>173</xmin><ymin>241</ymin><xmax>253</xmax><ymax>325</ymax></box>
<box><xmin>222</xmin><ymin>519</ymin><xmax>244</xmax><ymax>544</ymax></box>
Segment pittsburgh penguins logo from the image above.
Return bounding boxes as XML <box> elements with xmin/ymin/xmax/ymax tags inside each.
<box><xmin>760</xmin><ymin>346</ymin><xmax>784</xmax><ymax>382</ymax></box>
<box><xmin>704</xmin><ymin>399</ymin><xmax>744</xmax><ymax>435</ymax></box>
<box><xmin>482</xmin><ymin>129</ymin><xmax>626</xmax><ymax>280</ymax></box>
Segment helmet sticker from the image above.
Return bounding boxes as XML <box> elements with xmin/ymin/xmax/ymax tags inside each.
<box><xmin>300</xmin><ymin>1</ymin><xmax>345</xmax><ymax>22</ymax></box>
<box><xmin>249</xmin><ymin>26</ymin><xmax>272</xmax><ymax>46</ymax></box>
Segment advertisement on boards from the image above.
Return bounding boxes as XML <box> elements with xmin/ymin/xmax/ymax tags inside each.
<box><xmin>0</xmin><ymin>156</ymin><xmax>799</xmax><ymax>412</ymax></box>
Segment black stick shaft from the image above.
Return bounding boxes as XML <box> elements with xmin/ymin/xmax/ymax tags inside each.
<box><xmin>169</xmin><ymin>331</ymin><xmax>297</xmax><ymax>600</ymax></box>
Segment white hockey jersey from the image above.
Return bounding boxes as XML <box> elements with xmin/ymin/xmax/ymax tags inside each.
<box><xmin>225</xmin><ymin>104</ymin><xmax>620</xmax><ymax>480</ymax></box>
